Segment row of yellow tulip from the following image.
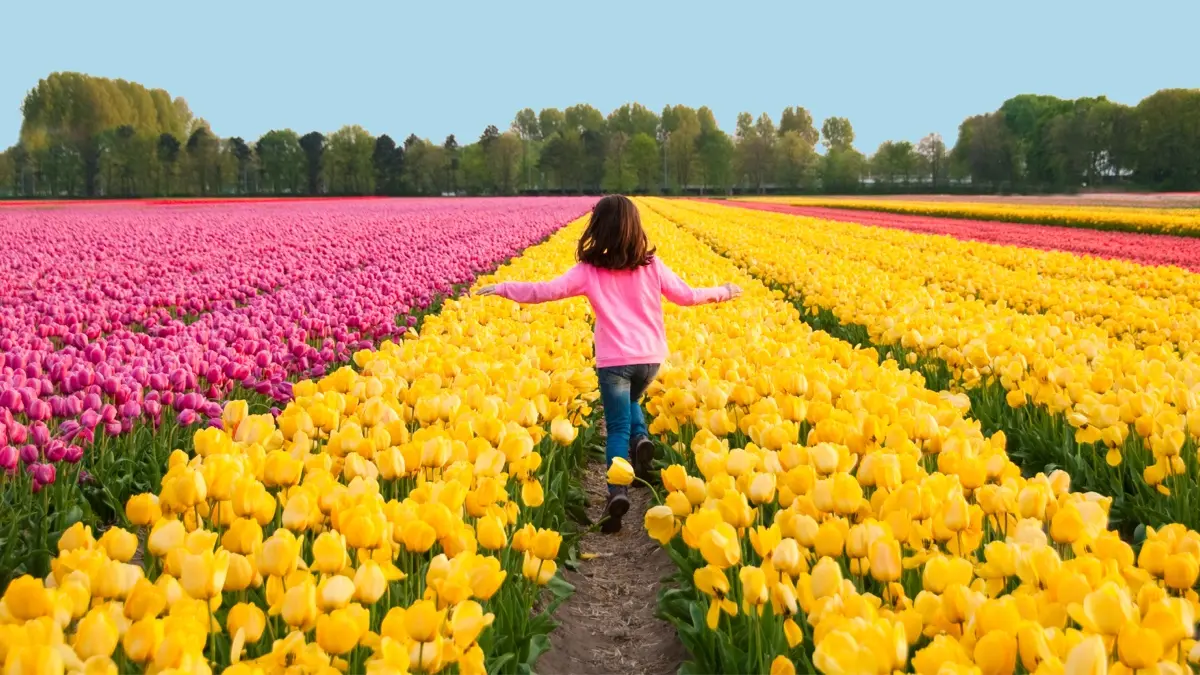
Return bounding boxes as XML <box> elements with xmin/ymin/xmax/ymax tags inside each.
<box><xmin>739</xmin><ymin>196</ymin><xmax>1200</xmax><ymax>237</ymax></box>
<box><xmin>629</xmin><ymin>199</ymin><xmax>1200</xmax><ymax>675</ymax></box>
<box><xmin>0</xmin><ymin>216</ymin><xmax>604</xmax><ymax>673</ymax></box>
<box><xmin>650</xmin><ymin>197</ymin><xmax>1200</xmax><ymax>532</ymax></box>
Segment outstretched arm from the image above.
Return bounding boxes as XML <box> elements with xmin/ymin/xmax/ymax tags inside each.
<box><xmin>657</xmin><ymin>258</ymin><xmax>741</xmax><ymax>306</ymax></box>
<box><xmin>476</xmin><ymin>264</ymin><xmax>588</xmax><ymax>304</ymax></box>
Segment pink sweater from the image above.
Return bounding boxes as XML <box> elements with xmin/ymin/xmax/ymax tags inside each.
<box><xmin>494</xmin><ymin>257</ymin><xmax>732</xmax><ymax>368</ymax></box>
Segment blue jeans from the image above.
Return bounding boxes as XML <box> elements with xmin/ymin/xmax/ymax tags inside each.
<box><xmin>598</xmin><ymin>363</ymin><xmax>659</xmax><ymax>470</ymax></box>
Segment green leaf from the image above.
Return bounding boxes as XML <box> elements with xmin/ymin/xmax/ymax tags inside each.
<box><xmin>524</xmin><ymin>634</ymin><xmax>552</xmax><ymax>669</ymax></box>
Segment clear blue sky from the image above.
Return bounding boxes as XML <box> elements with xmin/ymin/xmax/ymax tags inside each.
<box><xmin>3</xmin><ymin>0</ymin><xmax>1197</xmax><ymax>153</ymax></box>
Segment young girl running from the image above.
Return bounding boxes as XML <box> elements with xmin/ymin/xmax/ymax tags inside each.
<box><xmin>476</xmin><ymin>195</ymin><xmax>740</xmax><ymax>533</ymax></box>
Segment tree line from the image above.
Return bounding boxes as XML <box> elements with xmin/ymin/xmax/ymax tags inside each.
<box><xmin>2</xmin><ymin>72</ymin><xmax>1199</xmax><ymax>198</ymax></box>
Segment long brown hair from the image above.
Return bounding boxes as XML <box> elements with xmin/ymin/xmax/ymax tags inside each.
<box><xmin>576</xmin><ymin>195</ymin><xmax>655</xmax><ymax>270</ymax></box>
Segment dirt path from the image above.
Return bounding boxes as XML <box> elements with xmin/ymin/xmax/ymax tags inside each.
<box><xmin>537</xmin><ymin>457</ymin><xmax>687</xmax><ymax>675</ymax></box>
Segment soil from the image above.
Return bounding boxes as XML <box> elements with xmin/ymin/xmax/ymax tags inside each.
<box><xmin>536</xmin><ymin>458</ymin><xmax>687</xmax><ymax>675</ymax></box>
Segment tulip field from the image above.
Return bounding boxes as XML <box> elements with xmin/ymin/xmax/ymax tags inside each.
<box><xmin>3</xmin><ymin>195</ymin><xmax>1200</xmax><ymax>674</ymax></box>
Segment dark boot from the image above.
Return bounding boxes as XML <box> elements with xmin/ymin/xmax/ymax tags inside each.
<box><xmin>629</xmin><ymin>435</ymin><xmax>655</xmax><ymax>485</ymax></box>
<box><xmin>601</xmin><ymin>485</ymin><xmax>630</xmax><ymax>534</ymax></box>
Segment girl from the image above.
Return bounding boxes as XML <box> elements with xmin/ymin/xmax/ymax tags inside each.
<box><xmin>476</xmin><ymin>195</ymin><xmax>740</xmax><ymax>533</ymax></box>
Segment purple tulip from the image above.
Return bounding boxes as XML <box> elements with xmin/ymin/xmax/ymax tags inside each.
<box><xmin>64</xmin><ymin>445</ymin><xmax>83</xmax><ymax>464</ymax></box>
<box><xmin>19</xmin><ymin>444</ymin><xmax>39</xmax><ymax>465</ymax></box>
<box><xmin>100</xmin><ymin>404</ymin><xmax>117</xmax><ymax>423</ymax></box>
<box><xmin>83</xmin><ymin>392</ymin><xmax>102</xmax><ymax>412</ymax></box>
<box><xmin>80</xmin><ymin>409</ymin><xmax>101</xmax><ymax>430</ymax></box>
<box><xmin>9</xmin><ymin>423</ymin><xmax>27</xmax><ymax>445</ymax></box>
<box><xmin>144</xmin><ymin>399</ymin><xmax>162</xmax><ymax>418</ymax></box>
<box><xmin>177</xmin><ymin>409</ymin><xmax>198</xmax><ymax>426</ymax></box>
<box><xmin>104</xmin><ymin>421</ymin><xmax>122</xmax><ymax>437</ymax></box>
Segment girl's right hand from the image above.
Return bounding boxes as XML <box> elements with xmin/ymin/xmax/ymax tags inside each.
<box><xmin>475</xmin><ymin>285</ymin><xmax>499</xmax><ymax>297</ymax></box>
<box><xmin>722</xmin><ymin>283</ymin><xmax>743</xmax><ymax>299</ymax></box>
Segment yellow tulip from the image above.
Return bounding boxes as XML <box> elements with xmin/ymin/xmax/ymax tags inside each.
<box><xmin>1063</xmin><ymin>635</ymin><xmax>1108</xmax><ymax>675</ymax></box>
<box><xmin>354</xmin><ymin>560</ymin><xmax>389</xmax><ymax>604</ymax></box>
<box><xmin>310</xmin><ymin>531</ymin><xmax>348</xmax><ymax>575</ymax></box>
<box><xmin>124</xmin><ymin>578</ymin><xmax>167</xmax><ymax>621</ymax></box>
<box><xmin>868</xmin><ymin>539</ymin><xmax>902</xmax><ymax>583</ymax></box>
<box><xmin>770</xmin><ymin>655</ymin><xmax>796</xmax><ymax>675</ymax></box>
<box><xmin>58</xmin><ymin>522</ymin><xmax>95</xmax><ymax>553</ymax></box>
<box><xmin>228</xmin><ymin>602</ymin><xmax>266</xmax><ymax>643</ymax></box>
<box><xmin>607</xmin><ymin>457</ymin><xmax>635</xmax><ymax>486</ymax></box>
<box><xmin>814</xmin><ymin>520</ymin><xmax>846</xmax><ymax>558</ymax></box>
<box><xmin>1164</xmin><ymin>552</ymin><xmax>1199</xmax><ymax>590</ymax></box>
<box><xmin>401</xmin><ymin>519</ymin><xmax>438</xmax><ymax>553</ymax></box>
<box><xmin>811</xmin><ymin>556</ymin><xmax>843</xmax><ymax>599</ymax></box>
<box><xmin>281</xmin><ymin>576</ymin><xmax>318</xmax><ymax>629</ymax></box>
<box><xmin>341</xmin><ymin>503</ymin><xmax>386</xmax><ymax>550</ymax></box>
<box><xmin>4</xmin><ymin>575</ymin><xmax>52</xmax><ymax>621</ymax></box>
<box><xmin>124</xmin><ymin>493</ymin><xmax>162</xmax><ymax>526</ymax></box>
<box><xmin>747</xmin><ymin>472</ymin><xmax>777</xmax><ymax>504</ymax></box>
<box><xmin>549</xmin><ymin>417</ymin><xmax>577</xmax><ymax>446</ymax></box>
<box><xmin>665</xmin><ymin>490</ymin><xmax>692</xmax><ymax>518</ymax></box>
<box><xmin>1117</xmin><ymin>622</ymin><xmax>1162</xmax><ymax>669</ymax></box>
<box><xmin>738</xmin><ymin>566</ymin><xmax>768</xmax><ymax>612</ymax></box>
<box><xmin>146</xmin><ymin>518</ymin><xmax>185</xmax><ymax>558</ymax></box>
<box><xmin>450</xmin><ymin>600</ymin><xmax>495</xmax><ymax>648</ymax></box>
<box><xmin>1068</xmin><ymin>582</ymin><xmax>1135</xmax><ymax>635</ymax></box>
<box><xmin>645</xmin><ymin>505</ymin><xmax>679</xmax><ymax>545</ymax></box>
<box><xmin>476</xmin><ymin>514</ymin><xmax>508</xmax><ymax>551</ymax></box>
<box><xmin>259</xmin><ymin>529</ymin><xmax>302</xmax><ymax>577</ymax></box>
<box><xmin>521</xmin><ymin>479</ymin><xmax>545</xmax><ymax>508</ymax></box>
<box><xmin>222</xmin><ymin>517</ymin><xmax>264</xmax><ymax>556</ymax></box>
<box><xmin>531</xmin><ymin>529</ymin><xmax>562</xmax><ymax>560</ymax></box>
<box><xmin>522</xmin><ymin>553</ymin><xmax>557</xmax><ymax>585</ymax></box>
<box><xmin>180</xmin><ymin>549</ymin><xmax>229</xmax><ymax>599</ymax></box>
<box><xmin>73</xmin><ymin>607</ymin><xmax>119</xmax><ymax>660</ymax></box>
<box><xmin>699</xmin><ymin>523</ymin><xmax>741</xmax><ymax>569</ymax></box>
<box><xmin>263</xmin><ymin>449</ymin><xmax>303</xmax><ymax>487</ymax></box>
<box><xmin>404</xmin><ymin>599</ymin><xmax>444</xmax><ymax>642</ymax></box>
<box><xmin>122</xmin><ymin>616</ymin><xmax>163</xmax><ymax>663</ymax></box>
<box><xmin>317</xmin><ymin>607</ymin><xmax>364</xmax><ymax>655</ymax></box>
<box><xmin>973</xmin><ymin>631</ymin><xmax>1017</xmax><ymax>675</ymax></box>
<box><xmin>661</xmin><ymin>464</ymin><xmax>689</xmax><ymax>492</ymax></box>
<box><xmin>318</xmin><ymin>575</ymin><xmax>356</xmax><ymax>611</ymax></box>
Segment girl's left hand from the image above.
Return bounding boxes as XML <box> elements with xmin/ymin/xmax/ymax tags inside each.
<box><xmin>475</xmin><ymin>285</ymin><xmax>499</xmax><ymax>296</ymax></box>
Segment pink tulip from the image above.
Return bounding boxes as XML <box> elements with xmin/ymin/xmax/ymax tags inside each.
<box><xmin>0</xmin><ymin>446</ymin><xmax>17</xmax><ymax>472</ymax></box>
<box><xmin>30</xmin><ymin>422</ymin><xmax>50</xmax><ymax>448</ymax></box>
<box><xmin>19</xmin><ymin>445</ymin><xmax>38</xmax><ymax>465</ymax></box>
<box><xmin>31</xmin><ymin>463</ymin><xmax>56</xmax><ymax>486</ymax></box>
